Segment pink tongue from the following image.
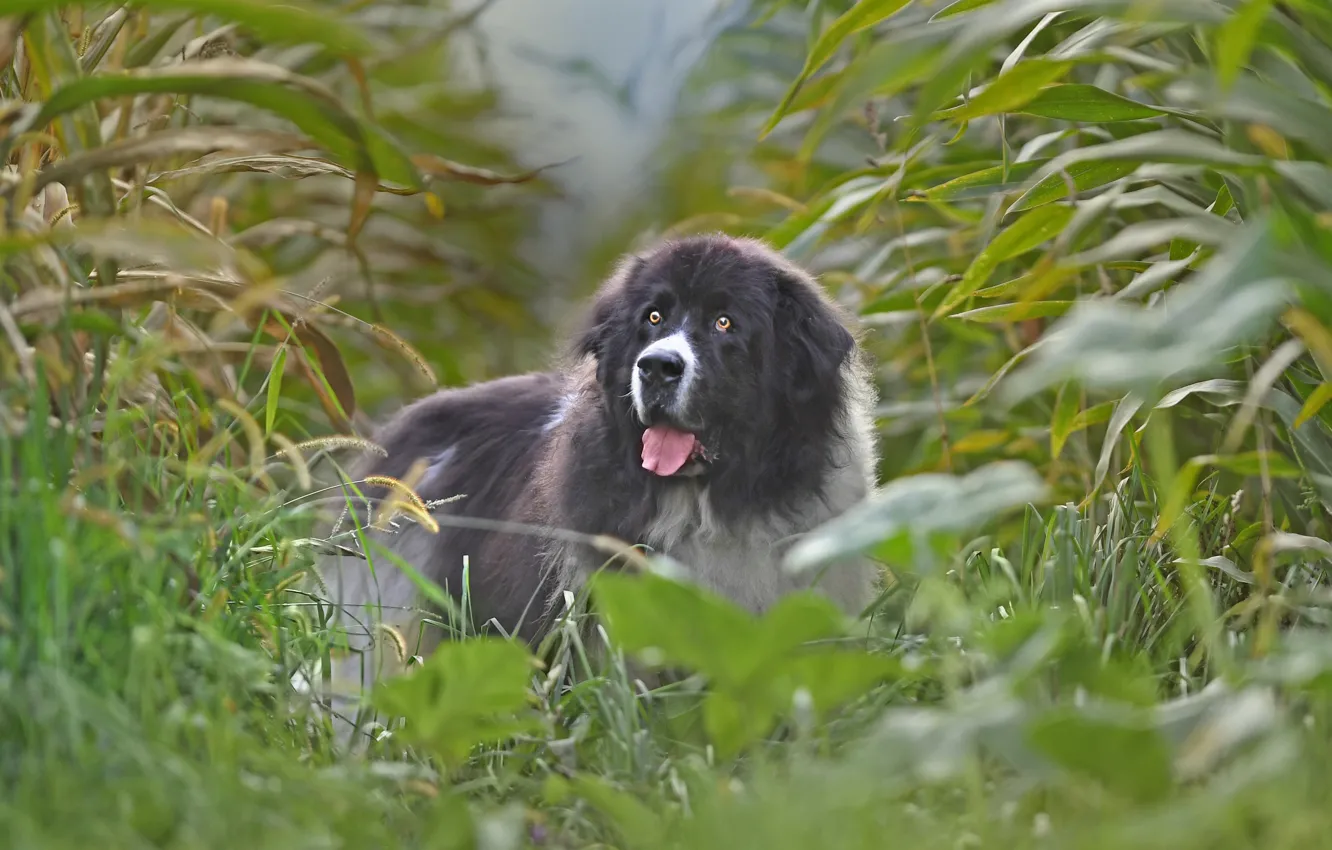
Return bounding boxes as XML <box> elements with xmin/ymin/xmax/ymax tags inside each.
<box><xmin>641</xmin><ymin>426</ymin><xmax>698</xmax><ymax>476</ymax></box>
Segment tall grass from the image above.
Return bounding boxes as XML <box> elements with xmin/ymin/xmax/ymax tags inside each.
<box><xmin>7</xmin><ymin>0</ymin><xmax>1332</xmax><ymax>848</ymax></box>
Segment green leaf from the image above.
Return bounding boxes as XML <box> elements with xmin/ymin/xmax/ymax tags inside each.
<box><xmin>9</xmin><ymin>58</ymin><xmax>420</xmax><ymax>187</ymax></box>
<box><xmin>1215</xmin><ymin>0</ymin><xmax>1275</xmax><ymax>89</ymax></box>
<box><xmin>1295</xmin><ymin>382</ymin><xmax>1332</xmax><ymax>428</ymax></box>
<box><xmin>952</xmin><ymin>301</ymin><xmax>1074</xmax><ymax>322</ymax></box>
<box><xmin>1027</xmin><ymin>708</ymin><xmax>1173</xmax><ymax>800</ymax></box>
<box><xmin>590</xmin><ymin>570</ymin><xmax>756</xmax><ymax>683</ymax></box>
<box><xmin>1171</xmin><ymin>182</ymin><xmax>1235</xmax><ymax>261</ymax></box>
<box><xmin>917</xmin><ymin>159</ymin><xmax>1050</xmax><ymax>202</ymax></box>
<box><xmin>1003</xmin><ymin>218</ymin><xmax>1291</xmax><ymax>401</ymax></box>
<box><xmin>592</xmin><ymin>572</ymin><xmax>898</xmax><ymax>757</ymax></box>
<box><xmin>1154</xmin><ymin>451</ymin><xmax>1302</xmax><ymax>539</ymax></box>
<box><xmin>1017</xmin><ymin>84</ymin><xmax>1169</xmax><ymax>122</ymax></box>
<box><xmin>934</xmin><ymin>204</ymin><xmax>1075</xmax><ymax>318</ymax></box>
<box><xmin>265</xmin><ymin>346</ymin><xmax>287</xmax><ymax>438</ymax></box>
<box><xmin>761</xmin><ymin>0</ymin><xmax>914</xmax><ymax>137</ymax></box>
<box><xmin>703</xmin><ymin>690</ymin><xmax>780</xmax><ymax>759</ymax></box>
<box><xmin>16</xmin><ymin>0</ymin><xmax>374</xmax><ymax>55</ymax></box>
<box><xmin>937</xmin><ymin>59</ymin><xmax>1073</xmax><ymax>121</ymax></box>
<box><xmin>783</xmin><ymin>649</ymin><xmax>905</xmax><ymax>717</ymax></box>
<box><xmin>784</xmin><ymin>461</ymin><xmax>1047</xmax><ymax>572</ymax></box>
<box><xmin>1009</xmin><ymin>160</ymin><xmax>1140</xmax><ymax>212</ymax></box>
<box><xmin>371</xmin><ymin>638</ymin><xmax>540</xmax><ymax>769</ymax></box>
<box><xmin>1050</xmin><ymin>381</ymin><xmax>1081</xmax><ymax>460</ymax></box>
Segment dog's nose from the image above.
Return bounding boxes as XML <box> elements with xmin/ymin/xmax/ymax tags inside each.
<box><xmin>637</xmin><ymin>350</ymin><xmax>685</xmax><ymax>385</ymax></box>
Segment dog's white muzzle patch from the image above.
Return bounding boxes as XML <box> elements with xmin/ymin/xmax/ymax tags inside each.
<box><xmin>631</xmin><ymin>330</ymin><xmax>696</xmax><ymax>424</ymax></box>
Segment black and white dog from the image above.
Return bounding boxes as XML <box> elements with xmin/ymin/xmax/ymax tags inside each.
<box><xmin>319</xmin><ymin>234</ymin><xmax>880</xmax><ymax>725</ymax></box>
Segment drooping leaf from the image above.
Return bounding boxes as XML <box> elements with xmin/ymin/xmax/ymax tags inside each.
<box><xmin>785</xmin><ymin>461</ymin><xmax>1048</xmax><ymax>573</ymax></box>
<box><xmin>1018</xmin><ymin>83</ymin><xmax>1169</xmax><ymax>121</ymax></box>
<box><xmin>1009</xmin><ymin>160</ymin><xmax>1140</xmax><ymax>212</ymax></box>
<box><xmin>19</xmin><ymin>128</ymin><xmax>313</xmax><ymax>200</ymax></box>
<box><xmin>934</xmin><ymin>204</ymin><xmax>1075</xmax><ymax>318</ymax></box>
<box><xmin>952</xmin><ymin>300</ymin><xmax>1073</xmax><ymax>323</ymax></box>
<box><xmin>1050</xmin><ymin>381</ymin><xmax>1081</xmax><ymax>460</ymax></box>
<box><xmin>371</xmin><ymin>638</ymin><xmax>540</xmax><ymax>769</ymax></box>
<box><xmin>936</xmin><ymin>59</ymin><xmax>1073</xmax><ymax>121</ymax></box>
<box><xmin>9</xmin><ymin>58</ymin><xmax>420</xmax><ymax>187</ymax></box>
<box><xmin>1215</xmin><ymin>0</ymin><xmax>1276</xmax><ymax>89</ymax></box>
<box><xmin>916</xmin><ymin>159</ymin><xmax>1049</xmax><ymax>202</ymax></box>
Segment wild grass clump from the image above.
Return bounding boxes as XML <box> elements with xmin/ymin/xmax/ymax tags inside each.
<box><xmin>7</xmin><ymin>0</ymin><xmax>1332</xmax><ymax>848</ymax></box>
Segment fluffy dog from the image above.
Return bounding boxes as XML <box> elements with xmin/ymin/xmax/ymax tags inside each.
<box><xmin>318</xmin><ymin>234</ymin><xmax>880</xmax><ymax>736</ymax></box>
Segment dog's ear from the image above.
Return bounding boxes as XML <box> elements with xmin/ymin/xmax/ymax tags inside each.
<box><xmin>573</xmin><ymin>254</ymin><xmax>646</xmax><ymax>359</ymax></box>
<box><xmin>773</xmin><ymin>265</ymin><xmax>856</xmax><ymax>405</ymax></box>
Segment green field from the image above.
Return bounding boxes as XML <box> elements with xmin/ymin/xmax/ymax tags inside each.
<box><xmin>5</xmin><ymin>1</ymin><xmax>1332</xmax><ymax>847</ymax></box>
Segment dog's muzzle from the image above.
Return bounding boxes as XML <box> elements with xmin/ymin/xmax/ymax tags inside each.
<box><xmin>631</xmin><ymin>333</ymin><xmax>695</xmax><ymax>424</ymax></box>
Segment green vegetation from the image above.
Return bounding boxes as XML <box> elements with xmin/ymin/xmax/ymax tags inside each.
<box><xmin>5</xmin><ymin>0</ymin><xmax>1332</xmax><ymax>847</ymax></box>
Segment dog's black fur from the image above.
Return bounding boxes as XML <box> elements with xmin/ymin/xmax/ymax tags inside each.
<box><xmin>321</xmin><ymin>234</ymin><xmax>880</xmax><ymax>707</ymax></box>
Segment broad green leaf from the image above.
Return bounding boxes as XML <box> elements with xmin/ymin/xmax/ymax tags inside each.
<box><xmin>937</xmin><ymin>59</ymin><xmax>1073</xmax><ymax>121</ymax></box>
<box><xmin>590</xmin><ymin>570</ymin><xmax>755</xmax><ymax>683</ymax></box>
<box><xmin>592</xmin><ymin>572</ymin><xmax>896</xmax><ymax>756</ymax></box>
<box><xmin>1027</xmin><ymin>708</ymin><xmax>1173</xmax><ymax>800</ymax></box>
<box><xmin>784</xmin><ymin>461</ymin><xmax>1047</xmax><ymax>572</ymax></box>
<box><xmin>806</xmin><ymin>0</ymin><xmax>913</xmax><ymax>90</ymax></box>
<box><xmin>703</xmin><ymin>690</ymin><xmax>780</xmax><ymax>759</ymax></box>
<box><xmin>371</xmin><ymin>638</ymin><xmax>540</xmax><ymax>769</ymax></box>
<box><xmin>594</xmin><ymin>571</ymin><xmax>858</xmax><ymax>686</ymax></box>
<box><xmin>13</xmin><ymin>0</ymin><xmax>374</xmax><ymax>55</ymax></box>
<box><xmin>782</xmin><ymin>649</ymin><xmax>905</xmax><ymax>717</ymax></box>
<box><xmin>1017</xmin><ymin>83</ymin><xmax>1168</xmax><ymax>122</ymax></box>
<box><xmin>934</xmin><ymin>204</ymin><xmax>1075</xmax><ymax>318</ymax></box>
<box><xmin>1009</xmin><ymin>160</ymin><xmax>1139</xmax><ymax>212</ymax></box>
<box><xmin>1215</xmin><ymin>0</ymin><xmax>1275</xmax><ymax>89</ymax></box>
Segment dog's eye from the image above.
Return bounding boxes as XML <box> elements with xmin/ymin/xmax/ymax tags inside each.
<box><xmin>647</xmin><ymin>310</ymin><xmax>663</xmax><ymax>325</ymax></box>
<box><xmin>714</xmin><ymin>315</ymin><xmax>732</xmax><ymax>332</ymax></box>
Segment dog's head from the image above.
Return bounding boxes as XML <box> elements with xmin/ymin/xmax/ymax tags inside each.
<box><xmin>575</xmin><ymin>234</ymin><xmax>857</xmax><ymax>482</ymax></box>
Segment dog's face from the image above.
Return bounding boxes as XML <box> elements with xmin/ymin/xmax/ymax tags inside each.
<box><xmin>577</xmin><ymin>235</ymin><xmax>856</xmax><ymax>480</ymax></box>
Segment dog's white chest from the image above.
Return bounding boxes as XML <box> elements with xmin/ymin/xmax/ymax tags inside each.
<box><xmin>640</xmin><ymin>483</ymin><xmax>872</xmax><ymax>616</ymax></box>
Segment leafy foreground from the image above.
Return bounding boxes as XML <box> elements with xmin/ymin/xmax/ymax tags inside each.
<box><xmin>9</xmin><ymin>1</ymin><xmax>1332</xmax><ymax>848</ymax></box>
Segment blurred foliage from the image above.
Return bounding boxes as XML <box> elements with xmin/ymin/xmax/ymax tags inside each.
<box><xmin>10</xmin><ymin>0</ymin><xmax>1332</xmax><ymax>848</ymax></box>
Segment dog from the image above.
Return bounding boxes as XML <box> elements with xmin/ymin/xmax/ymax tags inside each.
<box><xmin>317</xmin><ymin>234</ymin><xmax>881</xmax><ymax>740</ymax></box>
